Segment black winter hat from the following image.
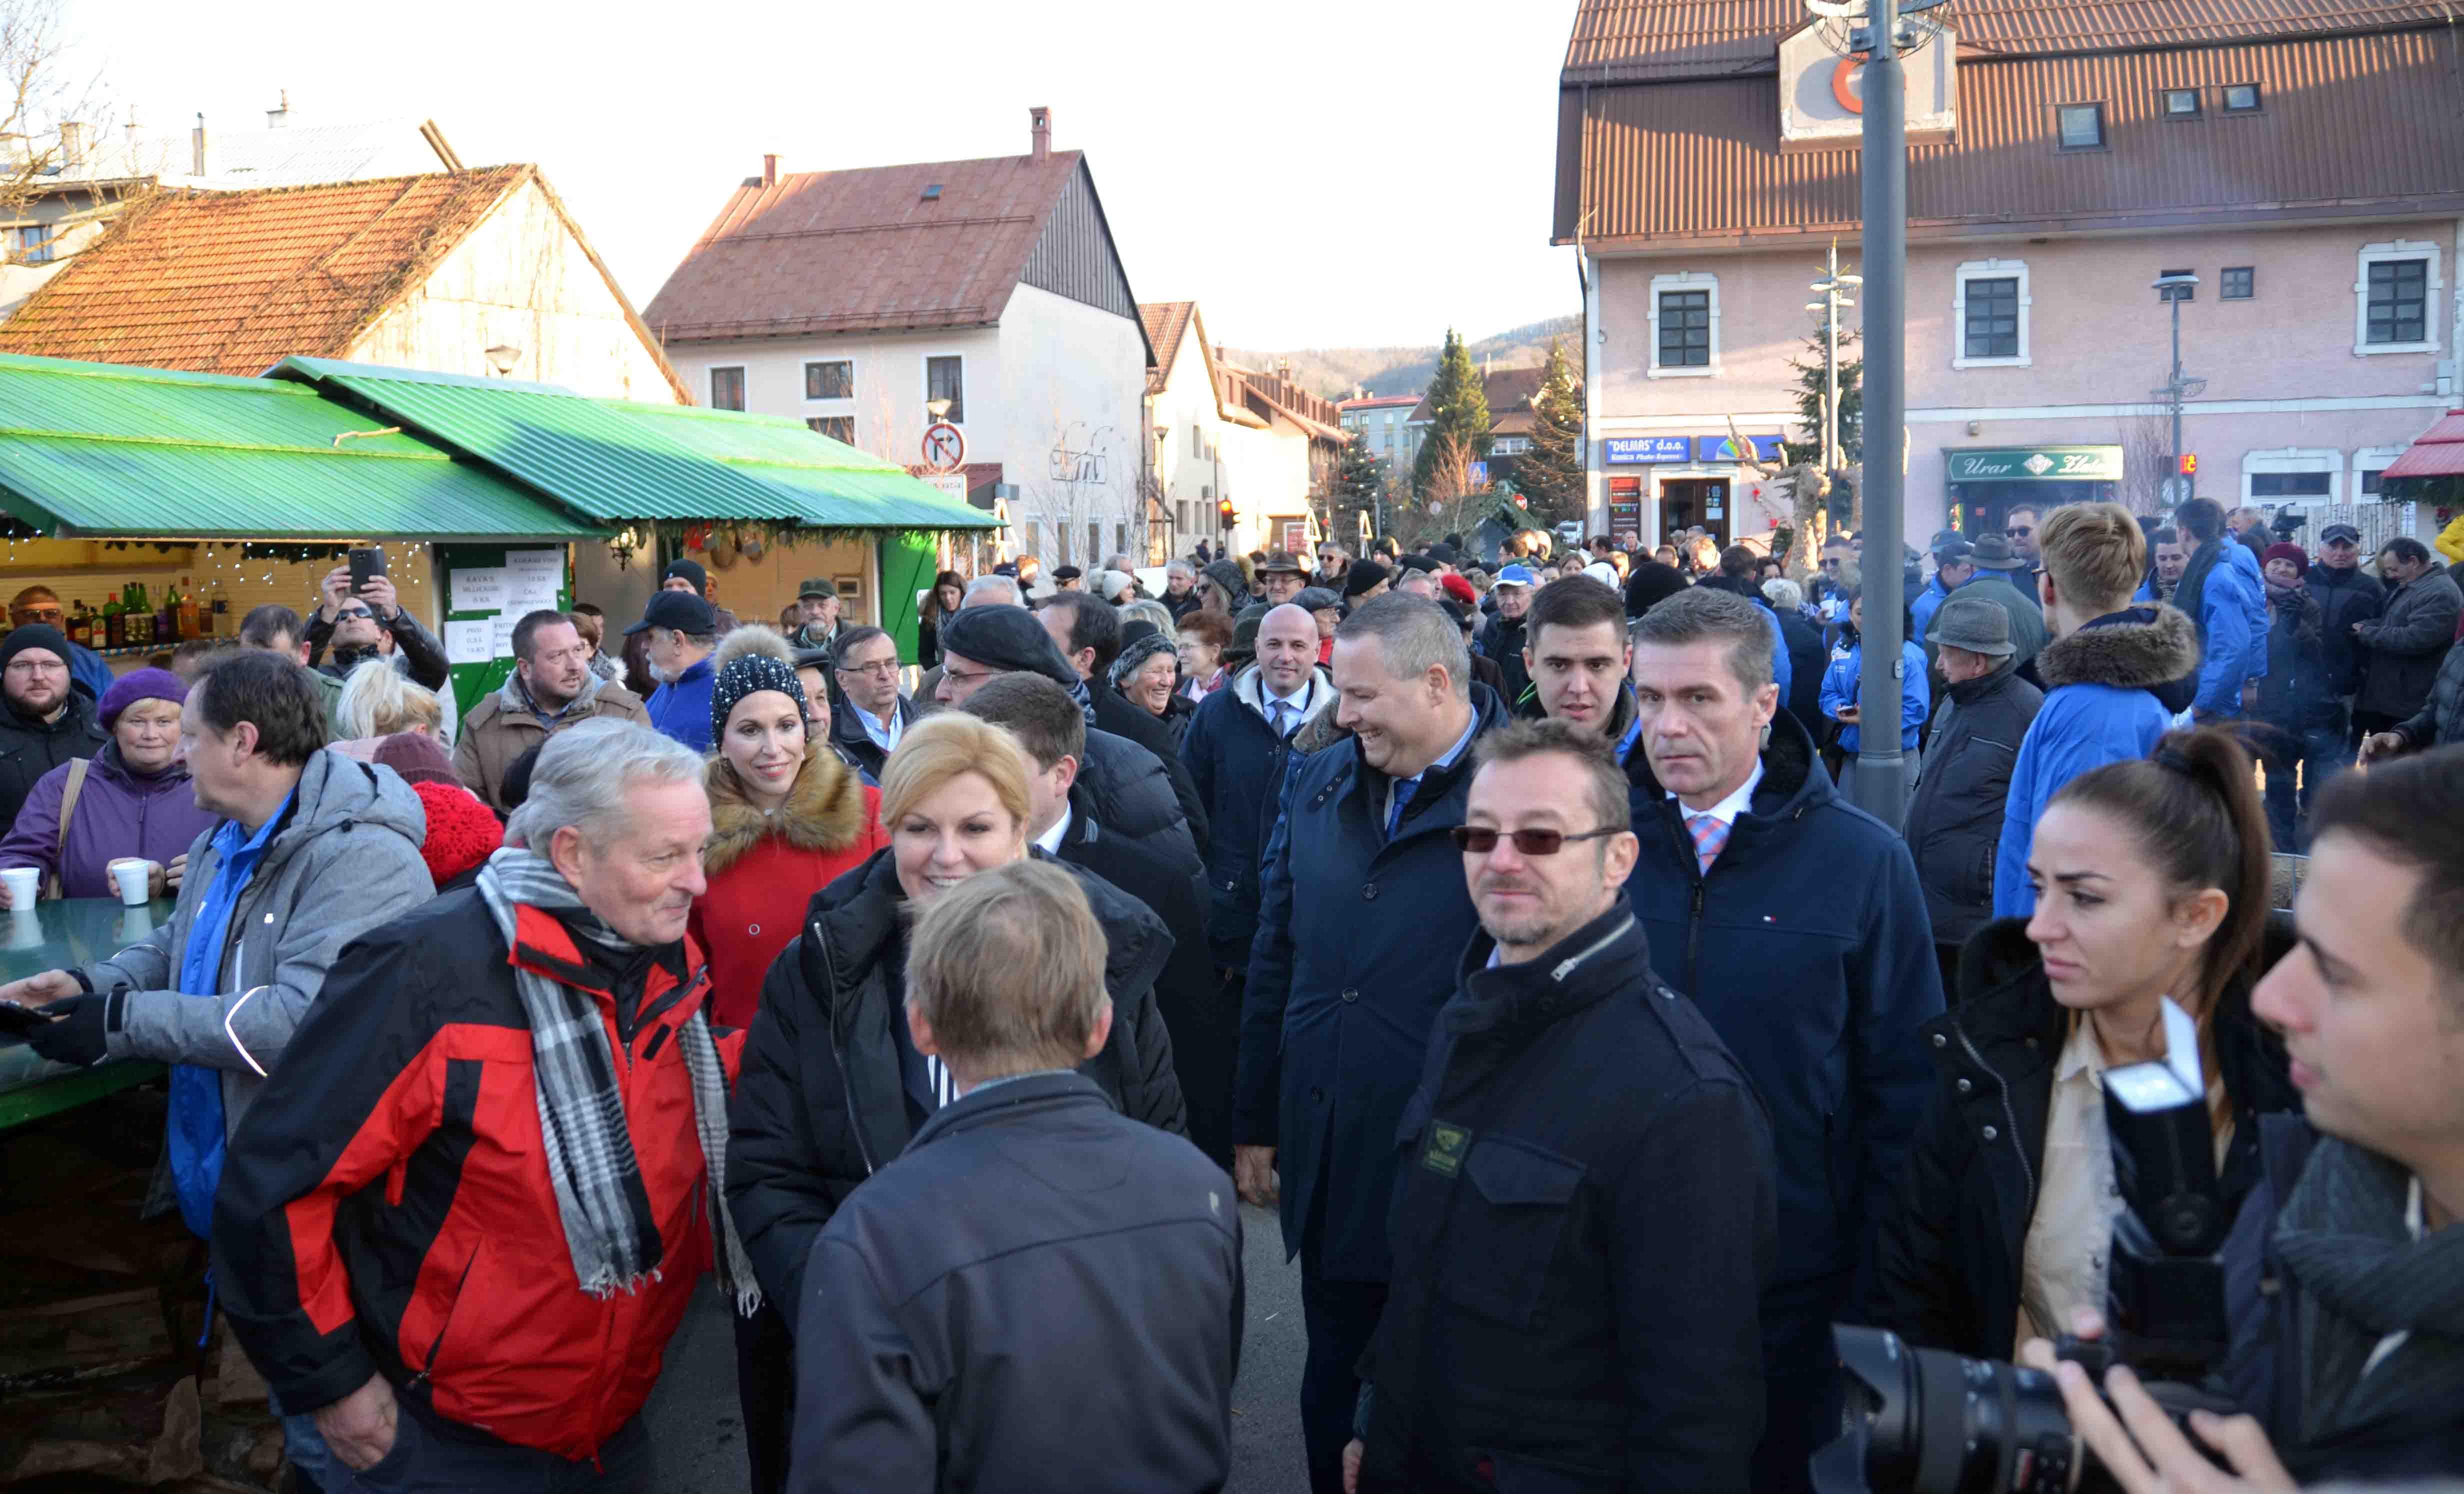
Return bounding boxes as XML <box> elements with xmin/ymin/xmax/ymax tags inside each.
<box><xmin>938</xmin><ymin>604</ymin><xmax>1078</xmax><ymax>688</ymax></box>
<box><xmin>0</xmin><ymin>623</ymin><xmax>72</xmax><ymax>674</ymax></box>
<box><xmin>1341</xmin><ymin>560</ymin><xmax>1390</xmax><ymax>598</ymax></box>
<box><xmin>1622</xmin><ymin>560</ymin><xmax>1690</xmax><ymax>618</ymax></box>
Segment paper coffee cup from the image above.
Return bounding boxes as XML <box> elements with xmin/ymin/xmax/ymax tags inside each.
<box><xmin>118</xmin><ymin>906</ymin><xmax>154</xmax><ymax>944</ymax></box>
<box><xmin>7</xmin><ymin>906</ymin><xmax>40</xmax><ymax>950</ymax></box>
<box><xmin>0</xmin><ymin>866</ymin><xmax>38</xmax><ymax>908</ymax></box>
<box><xmin>110</xmin><ymin>859</ymin><xmax>150</xmax><ymax>907</ymax></box>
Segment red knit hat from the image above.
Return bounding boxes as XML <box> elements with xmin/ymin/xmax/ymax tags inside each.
<box><xmin>2261</xmin><ymin>541</ymin><xmax>2308</xmax><ymax>580</ymax></box>
<box><xmin>412</xmin><ymin>781</ymin><xmax>504</xmax><ymax>888</ymax></box>
<box><xmin>1438</xmin><ymin>572</ymin><xmax>1478</xmax><ymax>606</ymax></box>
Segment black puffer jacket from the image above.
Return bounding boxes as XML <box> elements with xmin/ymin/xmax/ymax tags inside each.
<box><xmin>0</xmin><ymin>688</ymin><xmax>106</xmax><ymax>836</ymax></box>
<box><xmin>2354</xmin><ymin>563</ymin><xmax>2461</xmax><ymax>720</ymax></box>
<box><xmin>2389</xmin><ymin>638</ymin><xmax>2464</xmax><ymax>750</ymax></box>
<box><xmin>724</xmin><ymin>848</ymin><xmax>1188</xmax><ymax>1308</ymax></box>
<box><xmin>1900</xmin><ymin>664</ymin><xmax>2044</xmax><ymax>948</ymax></box>
<box><xmin>1862</xmin><ymin>919</ymin><xmax>2299</xmax><ymax>1362</ymax></box>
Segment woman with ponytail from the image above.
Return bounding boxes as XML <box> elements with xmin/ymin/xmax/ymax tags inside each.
<box><xmin>1865</xmin><ymin>726</ymin><xmax>2298</xmax><ymax>1359</ymax></box>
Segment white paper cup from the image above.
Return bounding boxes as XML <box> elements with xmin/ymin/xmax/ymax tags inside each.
<box><xmin>8</xmin><ymin>906</ymin><xmax>40</xmax><ymax>950</ymax></box>
<box><xmin>118</xmin><ymin>906</ymin><xmax>154</xmax><ymax>944</ymax></box>
<box><xmin>0</xmin><ymin>866</ymin><xmax>38</xmax><ymax>909</ymax></box>
<box><xmin>110</xmin><ymin>859</ymin><xmax>150</xmax><ymax>907</ymax></box>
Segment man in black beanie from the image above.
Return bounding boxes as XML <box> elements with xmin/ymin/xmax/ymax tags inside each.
<box><xmin>1622</xmin><ymin>558</ymin><xmax>1690</xmax><ymax>618</ymax></box>
<box><xmin>0</xmin><ymin>624</ymin><xmax>107</xmax><ymax>835</ymax></box>
<box><xmin>934</xmin><ymin>606</ymin><xmax>1202</xmax><ymax>871</ymax></box>
<box><xmin>1340</xmin><ymin>562</ymin><xmax>1391</xmax><ymax>606</ymax></box>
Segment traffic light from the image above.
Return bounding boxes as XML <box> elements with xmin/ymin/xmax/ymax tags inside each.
<box><xmin>2178</xmin><ymin>453</ymin><xmax>2198</xmax><ymax>477</ymax></box>
<box><xmin>1216</xmin><ymin>498</ymin><xmax>1236</xmax><ymax>531</ymax></box>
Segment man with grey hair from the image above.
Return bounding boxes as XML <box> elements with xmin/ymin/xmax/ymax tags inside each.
<box><xmin>1162</xmin><ymin>560</ymin><xmax>1201</xmax><ymax>622</ymax></box>
<box><xmin>1234</xmin><ymin>594</ymin><xmax>1508</xmax><ymax>1493</ymax></box>
<box><xmin>790</xmin><ymin>860</ymin><xmax>1240</xmax><ymax>1492</ymax></box>
<box><xmin>1624</xmin><ymin>586</ymin><xmax>1940</xmax><ymax>1494</ymax></box>
<box><xmin>212</xmin><ymin>718</ymin><xmax>750</xmax><ymax>1492</ymax></box>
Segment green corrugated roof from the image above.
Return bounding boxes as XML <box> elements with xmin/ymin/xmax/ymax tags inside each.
<box><xmin>0</xmin><ymin>352</ymin><xmax>604</xmax><ymax>539</ymax></box>
<box><xmin>610</xmin><ymin>402</ymin><xmax>1000</xmax><ymax>531</ymax></box>
<box><xmin>273</xmin><ymin>357</ymin><xmax>806</xmax><ymax>523</ymax></box>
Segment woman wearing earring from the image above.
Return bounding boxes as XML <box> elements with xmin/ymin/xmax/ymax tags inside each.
<box><xmin>1864</xmin><ymin>726</ymin><xmax>2298</xmax><ymax>1360</ymax></box>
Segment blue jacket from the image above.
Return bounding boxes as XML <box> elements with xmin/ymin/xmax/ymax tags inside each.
<box><xmin>2182</xmin><ymin>540</ymin><xmax>2269</xmax><ymax>716</ymax></box>
<box><xmin>66</xmin><ymin>641</ymin><xmax>112</xmax><ymax>704</ymax></box>
<box><xmin>1820</xmin><ymin>639</ymin><xmax>1930</xmax><ymax>753</ymax></box>
<box><xmin>1178</xmin><ymin>664</ymin><xmax>1335</xmax><ymax>966</ymax></box>
<box><xmin>1624</xmin><ymin>710</ymin><xmax>1942</xmax><ymax>1357</ymax></box>
<box><xmin>1237</xmin><ymin>682</ymin><xmax>1510</xmax><ymax>1282</ymax></box>
<box><xmin>644</xmin><ymin>654</ymin><xmax>716</xmax><ymax>753</ymax></box>
<box><xmin>1909</xmin><ymin>576</ymin><xmax>1949</xmax><ymax>646</ymax></box>
<box><xmin>1993</xmin><ymin>605</ymin><xmax>2202</xmax><ymax>918</ymax></box>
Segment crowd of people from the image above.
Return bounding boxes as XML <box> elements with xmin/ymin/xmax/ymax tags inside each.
<box><xmin>0</xmin><ymin>507</ymin><xmax>2458</xmax><ymax>1494</ymax></box>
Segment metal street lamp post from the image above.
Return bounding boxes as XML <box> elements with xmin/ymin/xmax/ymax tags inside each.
<box><xmin>1851</xmin><ymin>0</ymin><xmax>1914</xmax><ymax>826</ymax></box>
<box><xmin>2153</xmin><ymin>273</ymin><xmax>2200</xmax><ymax>506</ymax></box>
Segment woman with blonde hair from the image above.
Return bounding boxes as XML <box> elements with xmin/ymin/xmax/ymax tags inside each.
<box><xmin>332</xmin><ymin>658</ymin><xmax>444</xmax><ymax>741</ymax></box>
<box><xmin>722</xmin><ymin>712</ymin><xmax>1188</xmax><ymax>1494</ymax></box>
<box><xmin>1866</xmin><ymin>726</ymin><xmax>2298</xmax><ymax>1360</ymax></box>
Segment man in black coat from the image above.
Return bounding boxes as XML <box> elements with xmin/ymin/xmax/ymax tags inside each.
<box><xmin>1624</xmin><ymin>588</ymin><xmax>1942</xmax><ymax>1493</ymax></box>
<box><xmin>1901</xmin><ymin>596</ymin><xmax>2044</xmax><ymax>992</ymax></box>
<box><xmin>1471</xmin><ymin>564</ymin><xmax>1535</xmax><ymax>713</ymax></box>
<box><xmin>2305</xmin><ymin>522</ymin><xmax>2384</xmax><ymax>749</ymax></box>
<box><xmin>0</xmin><ymin>624</ymin><xmax>106</xmax><ymax>834</ymax></box>
<box><xmin>790</xmin><ymin>860</ymin><xmax>1238</xmax><ymax>1494</ymax></box>
<box><xmin>1349</xmin><ymin>721</ymin><xmax>1775</xmax><ymax>1492</ymax></box>
<box><xmin>966</xmin><ymin>674</ymin><xmax>1234</xmax><ymax>1171</ymax></box>
<box><xmin>934</xmin><ymin>604</ymin><xmax>1200</xmax><ymax>874</ymax></box>
<box><xmin>1236</xmin><ymin>596</ymin><xmax>1509</xmax><ymax>1494</ymax></box>
<box><xmin>1038</xmin><ymin>590</ymin><xmax>1212</xmax><ymax>851</ymax></box>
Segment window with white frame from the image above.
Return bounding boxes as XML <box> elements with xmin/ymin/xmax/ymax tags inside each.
<box><xmin>926</xmin><ymin>355</ymin><xmax>966</xmax><ymax>422</ymax></box>
<box><xmin>1490</xmin><ymin>435</ymin><xmax>1532</xmax><ymax>456</ymax></box>
<box><xmin>708</xmin><ymin>366</ymin><xmax>746</xmax><ymax>411</ymax></box>
<box><xmin>2352</xmin><ymin>447</ymin><xmax>2405</xmax><ymax>499</ymax></box>
<box><xmin>804</xmin><ymin>360</ymin><xmax>852</xmax><ymax>400</ymax></box>
<box><xmin>1647</xmin><ymin>272</ymin><xmax>1719</xmax><ymax>378</ymax></box>
<box><xmin>2242</xmin><ymin>448</ymin><xmax>2340</xmax><ymax>504</ymax></box>
<box><xmin>2354</xmin><ymin>241</ymin><xmax>2442</xmax><ymax>355</ymax></box>
<box><xmin>1952</xmin><ymin>260</ymin><xmax>2032</xmax><ymax>368</ymax></box>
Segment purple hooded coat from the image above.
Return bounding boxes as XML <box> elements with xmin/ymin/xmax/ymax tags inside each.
<box><xmin>0</xmin><ymin>742</ymin><xmax>219</xmax><ymax>899</ymax></box>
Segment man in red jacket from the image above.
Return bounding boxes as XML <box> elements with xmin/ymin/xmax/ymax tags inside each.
<box><xmin>212</xmin><ymin>718</ymin><xmax>747</xmax><ymax>1492</ymax></box>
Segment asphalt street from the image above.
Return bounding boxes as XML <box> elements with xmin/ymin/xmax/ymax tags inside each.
<box><xmin>644</xmin><ymin>1202</ymin><xmax>1310</xmax><ymax>1492</ymax></box>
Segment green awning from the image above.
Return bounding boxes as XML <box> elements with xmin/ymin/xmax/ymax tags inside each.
<box><xmin>0</xmin><ymin>352</ymin><xmax>604</xmax><ymax>540</ymax></box>
<box><xmin>272</xmin><ymin>357</ymin><xmax>807</xmax><ymax>523</ymax></box>
<box><xmin>610</xmin><ymin>402</ymin><xmax>1000</xmax><ymax>532</ymax></box>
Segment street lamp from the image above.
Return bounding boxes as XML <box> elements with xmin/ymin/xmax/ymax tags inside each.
<box><xmin>2152</xmin><ymin>274</ymin><xmax>2202</xmax><ymax>506</ymax></box>
<box><xmin>1807</xmin><ymin>246</ymin><xmax>1862</xmax><ymax>475</ymax></box>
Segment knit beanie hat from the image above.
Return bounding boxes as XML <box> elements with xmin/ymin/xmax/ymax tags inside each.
<box><xmin>1341</xmin><ymin>560</ymin><xmax>1390</xmax><ymax>600</ymax></box>
<box><xmin>707</xmin><ymin>626</ymin><xmax>806</xmax><ymax>742</ymax></box>
<box><xmin>938</xmin><ymin>605</ymin><xmax>1080</xmax><ymax>688</ymax></box>
<box><xmin>2262</xmin><ymin>542</ymin><xmax>2310</xmax><ymax>580</ymax></box>
<box><xmin>1108</xmin><ymin>628</ymin><xmax>1179</xmax><ymax>693</ymax></box>
<box><xmin>0</xmin><ymin>624</ymin><xmax>70</xmax><ymax>677</ymax></box>
<box><xmin>412</xmin><ymin>780</ymin><xmax>504</xmax><ymax>888</ymax></box>
<box><xmin>371</xmin><ymin>730</ymin><xmax>460</xmax><ymax>788</ymax></box>
<box><xmin>1624</xmin><ymin>560</ymin><xmax>1690</xmax><ymax>618</ymax></box>
<box><xmin>1437</xmin><ymin>574</ymin><xmax>1477</xmax><ymax>606</ymax></box>
<box><xmin>98</xmin><ymin>667</ymin><xmax>188</xmax><ymax>730</ymax></box>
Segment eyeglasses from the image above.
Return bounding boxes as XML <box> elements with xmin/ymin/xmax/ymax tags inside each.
<box><xmin>334</xmin><ymin>606</ymin><xmax>375</xmax><ymax>620</ymax></box>
<box><xmin>836</xmin><ymin>659</ymin><xmax>901</xmax><ymax>678</ymax></box>
<box><xmin>1820</xmin><ymin>558</ymin><xmax>1841</xmax><ymax>570</ymax></box>
<box><xmin>1450</xmin><ymin>825</ymin><xmax>1624</xmax><ymax>856</ymax></box>
<box><xmin>2006</xmin><ymin>526</ymin><xmax>2034</xmax><ymax>538</ymax></box>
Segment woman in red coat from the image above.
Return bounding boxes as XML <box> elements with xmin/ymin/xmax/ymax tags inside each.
<box><xmin>690</xmin><ymin>627</ymin><xmax>886</xmax><ymax>1031</ymax></box>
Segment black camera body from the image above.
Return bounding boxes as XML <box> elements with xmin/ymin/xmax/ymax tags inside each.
<box><xmin>1818</xmin><ymin>1044</ymin><xmax>2244</xmax><ymax>1493</ymax></box>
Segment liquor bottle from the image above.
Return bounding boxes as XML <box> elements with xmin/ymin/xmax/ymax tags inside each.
<box><xmin>210</xmin><ymin>581</ymin><xmax>229</xmax><ymax>636</ymax></box>
<box><xmin>177</xmin><ymin>577</ymin><xmax>200</xmax><ymax>642</ymax></box>
<box><xmin>66</xmin><ymin>599</ymin><xmax>88</xmax><ymax>648</ymax></box>
<box><xmin>101</xmin><ymin>590</ymin><xmax>122</xmax><ymax>648</ymax></box>
<box><xmin>154</xmin><ymin>582</ymin><xmax>174</xmax><ymax>646</ymax></box>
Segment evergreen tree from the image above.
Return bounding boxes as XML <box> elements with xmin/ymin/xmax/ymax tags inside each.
<box><xmin>1332</xmin><ymin>437</ymin><xmax>1387</xmax><ymax>540</ymax></box>
<box><xmin>1788</xmin><ymin>318</ymin><xmax>1862</xmax><ymax>465</ymax></box>
<box><xmin>1412</xmin><ymin>328</ymin><xmax>1492</xmax><ymax>498</ymax></box>
<box><xmin>1516</xmin><ymin>338</ymin><xmax>1586</xmax><ymax>526</ymax></box>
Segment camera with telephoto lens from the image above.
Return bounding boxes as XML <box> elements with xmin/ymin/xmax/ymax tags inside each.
<box><xmin>1812</xmin><ymin>1040</ymin><xmax>2244</xmax><ymax>1494</ymax></box>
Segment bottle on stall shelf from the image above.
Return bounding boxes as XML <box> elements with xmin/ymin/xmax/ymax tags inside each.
<box><xmin>100</xmin><ymin>590</ymin><xmax>121</xmax><ymax>649</ymax></box>
<box><xmin>209</xmin><ymin>580</ymin><xmax>228</xmax><ymax>636</ymax></box>
<box><xmin>176</xmin><ymin>577</ymin><xmax>200</xmax><ymax>642</ymax></box>
<box><xmin>155</xmin><ymin>582</ymin><xmax>176</xmax><ymax>646</ymax></box>
<box><xmin>66</xmin><ymin>599</ymin><xmax>88</xmax><ymax>648</ymax></box>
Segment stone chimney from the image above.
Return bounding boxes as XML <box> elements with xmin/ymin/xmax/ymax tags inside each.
<box><xmin>57</xmin><ymin>120</ymin><xmax>85</xmax><ymax>168</ymax></box>
<box><xmin>1030</xmin><ymin>106</ymin><xmax>1051</xmax><ymax>161</ymax></box>
<box><xmin>266</xmin><ymin>90</ymin><xmax>290</xmax><ymax>130</ymax></box>
<box><xmin>192</xmin><ymin>114</ymin><xmax>208</xmax><ymax>177</ymax></box>
<box><xmin>762</xmin><ymin>153</ymin><xmax>778</xmax><ymax>187</ymax></box>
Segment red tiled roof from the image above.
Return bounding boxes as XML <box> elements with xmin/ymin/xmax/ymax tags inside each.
<box><xmin>2382</xmin><ymin>410</ymin><xmax>2464</xmax><ymax>480</ymax></box>
<box><xmin>644</xmin><ymin>152</ymin><xmax>1084</xmax><ymax>342</ymax></box>
<box><xmin>0</xmin><ymin>166</ymin><xmax>543</xmax><ymax>376</ymax></box>
<box><xmin>1338</xmin><ymin>394</ymin><xmax>1424</xmax><ymax>412</ymax></box>
<box><xmin>1140</xmin><ymin>300</ymin><xmax>1198</xmax><ymax>394</ymax></box>
<box><xmin>1407</xmin><ymin>366</ymin><xmax>1546</xmax><ymax>428</ymax></box>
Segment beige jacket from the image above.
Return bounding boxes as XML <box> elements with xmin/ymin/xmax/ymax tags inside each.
<box><xmin>454</xmin><ymin>673</ymin><xmax>652</xmax><ymax>812</ymax></box>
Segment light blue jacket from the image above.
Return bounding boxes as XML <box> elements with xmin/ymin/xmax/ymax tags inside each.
<box><xmin>1821</xmin><ymin>640</ymin><xmax>1930</xmax><ymax>754</ymax></box>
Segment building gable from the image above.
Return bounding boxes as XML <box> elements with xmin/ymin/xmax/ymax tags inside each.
<box><xmin>1022</xmin><ymin>160</ymin><xmax>1154</xmax><ymax>368</ymax></box>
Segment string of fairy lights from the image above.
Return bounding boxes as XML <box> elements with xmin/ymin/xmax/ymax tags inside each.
<box><xmin>0</xmin><ymin>534</ymin><xmax>432</xmax><ymax>592</ymax></box>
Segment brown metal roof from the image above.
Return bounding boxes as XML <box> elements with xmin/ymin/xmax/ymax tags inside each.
<box><xmin>1140</xmin><ymin>300</ymin><xmax>1197</xmax><ymax>394</ymax></box>
<box><xmin>644</xmin><ymin>152</ymin><xmax>1083</xmax><ymax>342</ymax></box>
<box><xmin>1560</xmin><ymin>0</ymin><xmax>2458</xmax><ymax>83</ymax></box>
<box><xmin>1406</xmin><ymin>366</ymin><xmax>1548</xmax><ymax>431</ymax></box>
<box><xmin>1556</xmin><ymin>28</ymin><xmax>2464</xmax><ymax>246</ymax></box>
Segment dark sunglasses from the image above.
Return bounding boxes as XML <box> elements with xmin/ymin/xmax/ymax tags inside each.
<box><xmin>1451</xmin><ymin>825</ymin><xmax>1624</xmax><ymax>856</ymax></box>
<box><xmin>2006</xmin><ymin>526</ymin><xmax>2034</xmax><ymax>538</ymax></box>
<box><xmin>334</xmin><ymin>606</ymin><xmax>375</xmax><ymax>620</ymax></box>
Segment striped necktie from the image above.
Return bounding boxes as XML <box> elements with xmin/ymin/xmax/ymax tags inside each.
<box><xmin>1686</xmin><ymin>812</ymin><xmax>1730</xmax><ymax>874</ymax></box>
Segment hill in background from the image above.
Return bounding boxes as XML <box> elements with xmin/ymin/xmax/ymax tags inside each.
<box><xmin>1228</xmin><ymin>313</ymin><xmax>1580</xmax><ymax>402</ymax></box>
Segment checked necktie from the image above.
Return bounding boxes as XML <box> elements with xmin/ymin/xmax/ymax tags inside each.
<box><xmin>1686</xmin><ymin>812</ymin><xmax>1730</xmax><ymax>875</ymax></box>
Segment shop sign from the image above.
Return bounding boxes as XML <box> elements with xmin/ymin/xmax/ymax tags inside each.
<box><xmin>1604</xmin><ymin>436</ymin><xmax>1690</xmax><ymax>465</ymax></box>
<box><xmin>1608</xmin><ymin>476</ymin><xmax>1642</xmax><ymax>498</ymax></box>
<box><xmin>1946</xmin><ymin>446</ymin><xmax>2123</xmax><ymax>483</ymax></box>
<box><xmin>1696</xmin><ymin>434</ymin><xmax>1788</xmax><ymax>464</ymax></box>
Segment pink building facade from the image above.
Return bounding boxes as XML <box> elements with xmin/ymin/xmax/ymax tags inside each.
<box><xmin>1554</xmin><ymin>0</ymin><xmax>2464</xmax><ymax>553</ymax></box>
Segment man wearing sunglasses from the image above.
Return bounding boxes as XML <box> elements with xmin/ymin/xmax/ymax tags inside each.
<box><xmin>1342</xmin><ymin>719</ymin><xmax>1774</xmax><ymax>1494</ymax></box>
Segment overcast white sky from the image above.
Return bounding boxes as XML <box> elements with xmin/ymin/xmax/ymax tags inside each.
<box><xmin>66</xmin><ymin>0</ymin><xmax>1580</xmax><ymax>350</ymax></box>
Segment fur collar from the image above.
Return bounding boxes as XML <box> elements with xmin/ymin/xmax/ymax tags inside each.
<box><xmin>2034</xmin><ymin>604</ymin><xmax>2200</xmax><ymax>690</ymax></box>
<box><xmin>703</xmin><ymin>742</ymin><xmax>870</xmax><ymax>876</ymax></box>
